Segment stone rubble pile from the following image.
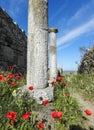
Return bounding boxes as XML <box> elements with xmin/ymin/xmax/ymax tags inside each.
<box><xmin>78</xmin><ymin>46</ymin><xmax>94</xmax><ymax>74</ymax></box>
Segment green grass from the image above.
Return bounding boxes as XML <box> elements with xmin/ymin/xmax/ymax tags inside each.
<box><xmin>66</xmin><ymin>73</ymin><xmax>94</xmax><ymax>103</ymax></box>
<box><xmin>0</xmin><ymin>71</ymin><xmax>94</xmax><ymax>130</ymax></box>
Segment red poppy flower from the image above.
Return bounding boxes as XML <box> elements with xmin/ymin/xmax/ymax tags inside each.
<box><xmin>6</xmin><ymin>111</ymin><xmax>17</xmax><ymax>121</ymax></box>
<box><xmin>63</xmin><ymin>83</ymin><xmax>66</xmax><ymax>87</ymax></box>
<box><xmin>84</xmin><ymin>109</ymin><xmax>92</xmax><ymax>116</ymax></box>
<box><xmin>10</xmin><ymin>82</ymin><xmax>16</xmax><ymax>87</ymax></box>
<box><xmin>65</xmin><ymin>93</ymin><xmax>70</xmax><ymax>97</ymax></box>
<box><xmin>42</xmin><ymin>100</ymin><xmax>49</xmax><ymax>106</ymax></box>
<box><xmin>0</xmin><ymin>75</ymin><xmax>4</xmax><ymax>81</ymax></box>
<box><xmin>28</xmin><ymin>86</ymin><xmax>34</xmax><ymax>90</ymax></box>
<box><xmin>7</xmin><ymin>74</ymin><xmax>14</xmax><ymax>79</ymax></box>
<box><xmin>9</xmin><ymin>111</ymin><xmax>17</xmax><ymax>116</ymax></box>
<box><xmin>22</xmin><ymin>112</ymin><xmax>31</xmax><ymax>120</ymax></box>
<box><xmin>57</xmin><ymin>111</ymin><xmax>63</xmax><ymax>118</ymax></box>
<box><xmin>9</xmin><ymin>66</ymin><xmax>14</xmax><ymax>70</ymax></box>
<box><xmin>51</xmin><ymin>111</ymin><xmax>57</xmax><ymax>119</ymax></box>
<box><xmin>38</xmin><ymin>122</ymin><xmax>44</xmax><ymax>129</ymax></box>
<box><xmin>14</xmin><ymin>73</ymin><xmax>23</xmax><ymax>79</ymax></box>
<box><xmin>51</xmin><ymin>81</ymin><xmax>55</xmax><ymax>85</ymax></box>
<box><xmin>57</xmin><ymin>76</ymin><xmax>62</xmax><ymax>82</ymax></box>
<box><xmin>51</xmin><ymin>111</ymin><xmax>63</xmax><ymax>119</ymax></box>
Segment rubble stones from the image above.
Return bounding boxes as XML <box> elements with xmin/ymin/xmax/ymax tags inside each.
<box><xmin>78</xmin><ymin>46</ymin><xmax>94</xmax><ymax>74</ymax></box>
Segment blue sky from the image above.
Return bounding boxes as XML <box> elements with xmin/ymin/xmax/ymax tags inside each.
<box><xmin>0</xmin><ymin>0</ymin><xmax>94</xmax><ymax>71</ymax></box>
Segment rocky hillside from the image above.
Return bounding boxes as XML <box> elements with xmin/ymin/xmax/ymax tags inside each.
<box><xmin>78</xmin><ymin>46</ymin><xmax>94</xmax><ymax>74</ymax></box>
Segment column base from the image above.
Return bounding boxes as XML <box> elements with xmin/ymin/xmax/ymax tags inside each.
<box><xmin>15</xmin><ymin>85</ymin><xmax>54</xmax><ymax>104</ymax></box>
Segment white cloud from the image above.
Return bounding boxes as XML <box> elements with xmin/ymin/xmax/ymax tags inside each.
<box><xmin>68</xmin><ymin>0</ymin><xmax>94</xmax><ymax>24</ymax></box>
<box><xmin>49</xmin><ymin>0</ymin><xmax>68</xmax><ymax>22</ymax></box>
<box><xmin>68</xmin><ymin>5</ymin><xmax>88</xmax><ymax>24</ymax></box>
<box><xmin>57</xmin><ymin>17</ymin><xmax>94</xmax><ymax>47</ymax></box>
<box><xmin>49</xmin><ymin>4</ymin><xmax>64</xmax><ymax>22</ymax></box>
<box><xmin>57</xmin><ymin>42</ymin><xmax>73</xmax><ymax>51</ymax></box>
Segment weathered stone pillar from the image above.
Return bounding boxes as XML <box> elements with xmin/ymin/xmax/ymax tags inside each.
<box><xmin>27</xmin><ymin>0</ymin><xmax>48</xmax><ymax>88</ymax></box>
<box><xmin>15</xmin><ymin>0</ymin><xmax>54</xmax><ymax>104</ymax></box>
<box><xmin>48</xmin><ymin>28</ymin><xmax>58</xmax><ymax>80</ymax></box>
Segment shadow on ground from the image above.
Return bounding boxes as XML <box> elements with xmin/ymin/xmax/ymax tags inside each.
<box><xmin>70</xmin><ymin>125</ymin><xmax>94</xmax><ymax>130</ymax></box>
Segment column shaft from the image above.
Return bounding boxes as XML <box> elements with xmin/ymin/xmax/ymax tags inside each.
<box><xmin>49</xmin><ymin>28</ymin><xmax>58</xmax><ymax>80</ymax></box>
<box><xmin>27</xmin><ymin>0</ymin><xmax>48</xmax><ymax>88</ymax></box>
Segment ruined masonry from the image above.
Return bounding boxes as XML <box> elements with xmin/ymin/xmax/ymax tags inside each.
<box><xmin>0</xmin><ymin>7</ymin><xmax>27</xmax><ymax>74</ymax></box>
<box><xmin>78</xmin><ymin>46</ymin><xmax>94</xmax><ymax>74</ymax></box>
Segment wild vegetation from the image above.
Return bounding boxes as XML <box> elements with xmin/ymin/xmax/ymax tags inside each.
<box><xmin>0</xmin><ymin>67</ymin><xmax>94</xmax><ymax>130</ymax></box>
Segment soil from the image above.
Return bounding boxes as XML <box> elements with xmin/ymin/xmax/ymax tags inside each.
<box><xmin>32</xmin><ymin>102</ymin><xmax>56</xmax><ymax>130</ymax></box>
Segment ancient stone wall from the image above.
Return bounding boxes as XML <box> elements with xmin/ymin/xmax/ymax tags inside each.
<box><xmin>0</xmin><ymin>7</ymin><xmax>27</xmax><ymax>74</ymax></box>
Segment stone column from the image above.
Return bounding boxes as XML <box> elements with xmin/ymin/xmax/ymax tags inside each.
<box><xmin>27</xmin><ymin>0</ymin><xmax>48</xmax><ymax>88</ymax></box>
<box><xmin>23</xmin><ymin>0</ymin><xmax>54</xmax><ymax>104</ymax></box>
<box><xmin>16</xmin><ymin>0</ymin><xmax>54</xmax><ymax>104</ymax></box>
<box><xmin>48</xmin><ymin>28</ymin><xmax>58</xmax><ymax>80</ymax></box>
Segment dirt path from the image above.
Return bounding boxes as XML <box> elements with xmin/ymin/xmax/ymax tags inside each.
<box><xmin>70</xmin><ymin>89</ymin><xmax>94</xmax><ymax>127</ymax></box>
<box><xmin>32</xmin><ymin>102</ymin><xmax>56</xmax><ymax>130</ymax></box>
